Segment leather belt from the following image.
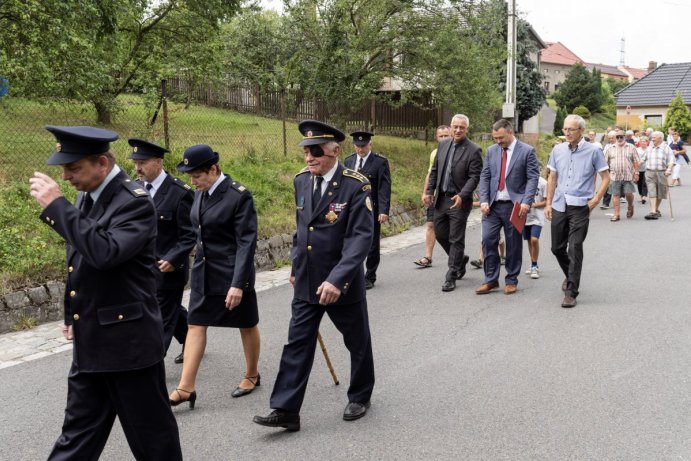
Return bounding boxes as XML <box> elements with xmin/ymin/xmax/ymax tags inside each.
<box><xmin>441</xmin><ymin>192</ymin><xmax>456</xmax><ymax>197</ymax></box>
<box><xmin>494</xmin><ymin>200</ymin><xmax>511</xmax><ymax>203</ymax></box>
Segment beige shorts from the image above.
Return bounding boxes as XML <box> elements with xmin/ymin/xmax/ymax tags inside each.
<box><xmin>645</xmin><ymin>170</ymin><xmax>668</xmax><ymax>199</ymax></box>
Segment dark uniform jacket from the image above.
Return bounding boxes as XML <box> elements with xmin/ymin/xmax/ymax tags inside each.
<box><xmin>141</xmin><ymin>173</ymin><xmax>196</xmax><ymax>290</ymax></box>
<box><xmin>290</xmin><ymin>164</ymin><xmax>373</xmax><ymax>305</ymax></box>
<box><xmin>40</xmin><ymin>170</ymin><xmax>164</xmax><ymax>372</ymax></box>
<box><xmin>344</xmin><ymin>152</ymin><xmax>391</xmax><ymax>215</ymax></box>
<box><xmin>427</xmin><ymin>137</ymin><xmax>483</xmax><ymax>204</ymax></box>
<box><xmin>190</xmin><ymin>175</ymin><xmax>257</xmax><ymax>296</ymax></box>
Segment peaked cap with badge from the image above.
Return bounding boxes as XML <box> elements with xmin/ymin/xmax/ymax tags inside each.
<box><xmin>128</xmin><ymin>138</ymin><xmax>170</xmax><ymax>160</ymax></box>
<box><xmin>176</xmin><ymin>144</ymin><xmax>220</xmax><ymax>172</ymax></box>
<box><xmin>45</xmin><ymin>125</ymin><xmax>118</xmax><ymax>165</ymax></box>
<box><xmin>298</xmin><ymin>120</ymin><xmax>346</xmax><ymax>146</ymax></box>
<box><xmin>350</xmin><ymin>131</ymin><xmax>373</xmax><ymax>146</ymax></box>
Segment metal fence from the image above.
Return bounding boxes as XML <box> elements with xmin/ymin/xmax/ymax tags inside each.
<box><xmin>0</xmin><ymin>79</ymin><xmax>444</xmax><ymax>177</ymax></box>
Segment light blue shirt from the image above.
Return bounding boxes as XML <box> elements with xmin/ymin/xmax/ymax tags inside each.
<box><xmin>207</xmin><ymin>173</ymin><xmax>226</xmax><ymax>196</ymax></box>
<box><xmin>547</xmin><ymin>138</ymin><xmax>608</xmax><ymax>212</ymax></box>
<box><xmin>90</xmin><ymin>164</ymin><xmax>121</xmax><ymax>203</ymax></box>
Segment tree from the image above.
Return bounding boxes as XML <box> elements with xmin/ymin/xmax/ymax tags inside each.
<box><xmin>663</xmin><ymin>92</ymin><xmax>691</xmax><ymax>139</ymax></box>
<box><xmin>554</xmin><ymin>64</ymin><xmax>602</xmax><ymax>113</ymax></box>
<box><xmin>553</xmin><ymin>106</ymin><xmax>567</xmax><ymax>136</ymax></box>
<box><xmin>512</xmin><ymin>19</ymin><xmax>546</xmax><ymax>130</ymax></box>
<box><xmin>0</xmin><ymin>1</ymin><xmax>239</xmax><ymax>124</ymax></box>
<box><xmin>606</xmin><ymin>77</ymin><xmax>629</xmax><ymax>95</ymax></box>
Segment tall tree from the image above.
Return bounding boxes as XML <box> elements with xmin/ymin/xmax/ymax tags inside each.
<box><xmin>554</xmin><ymin>64</ymin><xmax>602</xmax><ymax>113</ymax></box>
<box><xmin>663</xmin><ymin>92</ymin><xmax>691</xmax><ymax>139</ymax></box>
<box><xmin>0</xmin><ymin>0</ymin><xmax>239</xmax><ymax>124</ymax></box>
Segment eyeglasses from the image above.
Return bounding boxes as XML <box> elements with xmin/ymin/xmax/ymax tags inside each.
<box><xmin>562</xmin><ymin>127</ymin><xmax>581</xmax><ymax>133</ymax></box>
<box><xmin>615</xmin><ymin>135</ymin><xmax>625</xmax><ymax>139</ymax></box>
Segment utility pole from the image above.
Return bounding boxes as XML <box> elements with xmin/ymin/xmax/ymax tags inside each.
<box><xmin>502</xmin><ymin>0</ymin><xmax>517</xmax><ymax>124</ymax></box>
<box><xmin>620</xmin><ymin>37</ymin><xmax>626</xmax><ymax>66</ymax></box>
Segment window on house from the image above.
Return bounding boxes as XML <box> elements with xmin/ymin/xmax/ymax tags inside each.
<box><xmin>555</xmin><ymin>70</ymin><xmax>560</xmax><ymax>74</ymax></box>
<box><xmin>554</xmin><ymin>84</ymin><xmax>560</xmax><ymax>92</ymax></box>
<box><xmin>544</xmin><ymin>82</ymin><xmax>550</xmax><ymax>91</ymax></box>
<box><xmin>644</xmin><ymin>115</ymin><xmax>662</xmax><ymax>127</ymax></box>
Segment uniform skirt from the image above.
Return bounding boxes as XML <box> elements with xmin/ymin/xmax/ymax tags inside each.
<box><xmin>187</xmin><ymin>289</ymin><xmax>258</xmax><ymax>328</ymax></box>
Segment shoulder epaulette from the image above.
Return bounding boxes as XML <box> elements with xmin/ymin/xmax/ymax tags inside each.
<box><xmin>342</xmin><ymin>169</ymin><xmax>368</xmax><ymax>183</ymax></box>
<box><xmin>230</xmin><ymin>180</ymin><xmax>248</xmax><ymax>193</ymax></box>
<box><xmin>122</xmin><ymin>178</ymin><xmax>148</xmax><ymax>197</ymax></box>
<box><xmin>295</xmin><ymin>166</ymin><xmax>310</xmax><ymax>177</ymax></box>
<box><xmin>373</xmin><ymin>152</ymin><xmax>387</xmax><ymax>159</ymax></box>
<box><xmin>171</xmin><ymin>176</ymin><xmax>192</xmax><ymax>191</ymax></box>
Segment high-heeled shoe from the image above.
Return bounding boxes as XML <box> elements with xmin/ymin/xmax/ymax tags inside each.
<box><xmin>231</xmin><ymin>374</ymin><xmax>260</xmax><ymax>398</ymax></box>
<box><xmin>170</xmin><ymin>388</ymin><xmax>197</xmax><ymax>409</ymax></box>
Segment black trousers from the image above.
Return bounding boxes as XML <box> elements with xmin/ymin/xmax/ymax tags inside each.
<box><xmin>157</xmin><ymin>287</ymin><xmax>187</xmax><ymax>352</ymax></box>
<box><xmin>433</xmin><ymin>196</ymin><xmax>471</xmax><ymax>281</ymax></box>
<box><xmin>48</xmin><ymin>361</ymin><xmax>182</xmax><ymax>461</ymax></box>
<box><xmin>550</xmin><ymin>205</ymin><xmax>590</xmax><ymax>298</ymax></box>
<box><xmin>365</xmin><ymin>219</ymin><xmax>381</xmax><ymax>283</ymax></box>
<box><xmin>269</xmin><ymin>298</ymin><xmax>375</xmax><ymax>413</ymax></box>
<box><xmin>637</xmin><ymin>171</ymin><xmax>648</xmax><ymax>197</ymax></box>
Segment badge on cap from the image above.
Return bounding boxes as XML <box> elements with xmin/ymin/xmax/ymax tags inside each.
<box><xmin>307</xmin><ymin>131</ymin><xmax>313</xmax><ymax>137</ymax></box>
<box><xmin>358</xmin><ymin>136</ymin><xmax>363</xmax><ymax>140</ymax></box>
<box><xmin>133</xmin><ymin>146</ymin><xmax>138</xmax><ymax>152</ymax></box>
<box><xmin>184</xmin><ymin>158</ymin><xmax>189</xmax><ymax>165</ymax></box>
<box><xmin>56</xmin><ymin>143</ymin><xmax>61</xmax><ymax>152</ymax></box>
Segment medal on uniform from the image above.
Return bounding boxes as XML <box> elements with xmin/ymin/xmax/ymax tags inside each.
<box><xmin>326</xmin><ymin>203</ymin><xmax>338</xmax><ymax>223</ymax></box>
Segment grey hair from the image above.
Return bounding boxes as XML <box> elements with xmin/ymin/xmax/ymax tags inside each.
<box><xmin>324</xmin><ymin>141</ymin><xmax>339</xmax><ymax>151</ymax></box>
<box><xmin>564</xmin><ymin>114</ymin><xmax>586</xmax><ymax>130</ymax></box>
<box><xmin>652</xmin><ymin>131</ymin><xmax>664</xmax><ymax>139</ymax></box>
<box><xmin>608</xmin><ymin>130</ymin><xmax>618</xmax><ymax>137</ymax></box>
<box><xmin>451</xmin><ymin>114</ymin><xmax>470</xmax><ymax>125</ymax></box>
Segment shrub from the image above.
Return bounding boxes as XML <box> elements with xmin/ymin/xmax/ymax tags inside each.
<box><xmin>573</xmin><ymin>105</ymin><xmax>591</xmax><ymax>119</ymax></box>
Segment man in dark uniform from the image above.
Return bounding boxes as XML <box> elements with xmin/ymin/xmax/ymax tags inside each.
<box><xmin>423</xmin><ymin>114</ymin><xmax>483</xmax><ymax>292</ymax></box>
<box><xmin>254</xmin><ymin>120</ymin><xmax>375</xmax><ymax>431</ymax></box>
<box><xmin>129</xmin><ymin>138</ymin><xmax>195</xmax><ymax>363</ymax></box>
<box><xmin>29</xmin><ymin>126</ymin><xmax>182</xmax><ymax>461</ymax></box>
<box><xmin>344</xmin><ymin>131</ymin><xmax>391</xmax><ymax>289</ymax></box>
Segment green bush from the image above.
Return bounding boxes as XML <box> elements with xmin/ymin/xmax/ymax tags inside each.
<box><xmin>573</xmin><ymin>105</ymin><xmax>591</xmax><ymax>119</ymax></box>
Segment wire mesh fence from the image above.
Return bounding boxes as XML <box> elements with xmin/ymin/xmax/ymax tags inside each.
<box><xmin>0</xmin><ymin>79</ymin><xmax>445</xmax><ymax>178</ymax></box>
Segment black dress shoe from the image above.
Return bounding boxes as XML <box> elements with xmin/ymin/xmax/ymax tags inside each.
<box><xmin>231</xmin><ymin>374</ymin><xmax>260</xmax><ymax>398</ymax></box>
<box><xmin>442</xmin><ymin>279</ymin><xmax>456</xmax><ymax>292</ymax></box>
<box><xmin>365</xmin><ymin>279</ymin><xmax>374</xmax><ymax>290</ymax></box>
<box><xmin>253</xmin><ymin>410</ymin><xmax>300</xmax><ymax>431</ymax></box>
<box><xmin>174</xmin><ymin>352</ymin><xmax>184</xmax><ymax>364</ymax></box>
<box><xmin>343</xmin><ymin>401</ymin><xmax>370</xmax><ymax>421</ymax></box>
<box><xmin>457</xmin><ymin>255</ymin><xmax>470</xmax><ymax>280</ymax></box>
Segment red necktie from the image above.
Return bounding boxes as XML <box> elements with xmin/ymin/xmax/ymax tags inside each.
<box><xmin>498</xmin><ymin>147</ymin><xmax>507</xmax><ymax>192</ymax></box>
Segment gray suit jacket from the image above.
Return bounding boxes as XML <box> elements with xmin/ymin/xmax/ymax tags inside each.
<box><xmin>427</xmin><ymin>137</ymin><xmax>483</xmax><ymax>204</ymax></box>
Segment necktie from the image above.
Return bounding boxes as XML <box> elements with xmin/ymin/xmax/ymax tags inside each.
<box><xmin>442</xmin><ymin>144</ymin><xmax>457</xmax><ymax>192</ymax></box>
<box><xmin>145</xmin><ymin>183</ymin><xmax>153</xmax><ymax>191</ymax></box>
<box><xmin>312</xmin><ymin>176</ymin><xmax>323</xmax><ymax>208</ymax></box>
<box><xmin>81</xmin><ymin>193</ymin><xmax>93</xmax><ymax>216</ymax></box>
<box><xmin>201</xmin><ymin>191</ymin><xmax>209</xmax><ymax>209</ymax></box>
<box><xmin>357</xmin><ymin>157</ymin><xmax>364</xmax><ymax>172</ymax></box>
<box><xmin>498</xmin><ymin>147</ymin><xmax>508</xmax><ymax>192</ymax></box>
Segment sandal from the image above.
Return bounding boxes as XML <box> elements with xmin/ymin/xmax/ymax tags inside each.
<box><xmin>626</xmin><ymin>206</ymin><xmax>634</xmax><ymax>218</ymax></box>
<box><xmin>170</xmin><ymin>388</ymin><xmax>197</xmax><ymax>409</ymax></box>
<box><xmin>414</xmin><ymin>256</ymin><xmax>432</xmax><ymax>268</ymax></box>
<box><xmin>610</xmin><ymin>215</ymin><xmax>620</xmax><ymax>222</ymax></box>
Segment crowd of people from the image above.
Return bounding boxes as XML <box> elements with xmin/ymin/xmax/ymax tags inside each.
<box><xmin>26</xmin><ymin>112</ymin><xmax>684</xmax><ymax>458</ymax></box>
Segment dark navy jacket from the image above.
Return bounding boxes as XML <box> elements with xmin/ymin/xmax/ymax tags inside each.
<box><xmin>290</xmin><ymin>164</ymin><xmax>373</xmax><ymax>305</ymax></box>
<box><xmin>344</xmin><ymin>152</ymin><xmax>391</xmax><ymax>215</ymax></box>
<box><xmin>40</xmin><ymin>170</ymin><xmax>164</xmax><ymax>372</ymax></box>
<box><xmin>189</xmin><ymin>175</ymin><xmax>257</xmax><ymax>296</ymax></box>
<box><xmin>141</xmin><ymin>173</ymin><xmax>196</xmax><ymax>291</ymax></box>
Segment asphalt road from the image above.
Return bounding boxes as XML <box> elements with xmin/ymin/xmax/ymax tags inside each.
<box><xmin>2</xmin><ymin>180</ymin><xmax>691</xmax><ymax>460</ymax></box>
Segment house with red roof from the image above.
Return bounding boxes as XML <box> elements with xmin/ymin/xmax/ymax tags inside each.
<box><xmin>540</xmin><ymin>42</ymin><xmax>584</xmax><ymax>93</ymax></box>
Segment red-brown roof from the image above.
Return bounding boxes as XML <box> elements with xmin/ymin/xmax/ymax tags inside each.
<box><xmin>621</xmin><ymin>66</ymin><xmax>648</xmax><ymax>80</ymax></box>
<box><xmin>542</xmin><ymin>42</ymin><xmax>584</xmax><ymax>66</ymax></box>
<box><xmin>586</xmin><ymin>63</ymin><xmax>628</xmax><ymax>78</ymax></box>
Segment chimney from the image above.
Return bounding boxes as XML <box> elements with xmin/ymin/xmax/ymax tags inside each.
<box><xmin>648</xmin><ymin>61</ymin><xmax>657</xmax><ymax>73</ymax></box>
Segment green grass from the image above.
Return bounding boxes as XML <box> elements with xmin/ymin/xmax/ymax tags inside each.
<box><xmin>0</xmin><ymin>95</ymin><xmax>439</xmax><ymax>293</ymax></box>
<box><xmin>587</xmin><ymin>111</ymin><xmax>616</xmax><ymax>133</ymax></box>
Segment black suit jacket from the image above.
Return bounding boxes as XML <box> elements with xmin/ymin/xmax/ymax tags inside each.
<box><xmin>143</xmin><ymin>173</ymin><xmax>196</xmax><ymax>291</ymax></box>
<box><xmin>190</xmin><ymin>175</ymin><xmax>257</xmax><ymax>296</ymax></box>
<box><xmin>344</xmin><ymin>152</ymin><xmax>391</xmax><ymax>215</ymax></box>
<box><xmin>40</xmin><ymin>169</ymin><xmax>164</xmax><ymax>372</ymax></box>
<box><xmin>290</xmin><ymin>164</ymin><xmax>373</xmax><ymax>305</ymax></box>
<box><xmin>427</xmin><ymin>137</ymin><xmax>483</xmax><ymax>204</ymax></box>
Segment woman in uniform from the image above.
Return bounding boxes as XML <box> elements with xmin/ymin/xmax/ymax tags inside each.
<box><xmin>170</xmin><ymin>144</ymin><xmax>261</xmax><ymax>408</ymax></box>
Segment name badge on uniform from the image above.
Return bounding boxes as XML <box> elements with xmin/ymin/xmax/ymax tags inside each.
<box><xmin>297</xmin><ymin>196</ymin><xmax>305</xmax><ymax>210</ymax></box>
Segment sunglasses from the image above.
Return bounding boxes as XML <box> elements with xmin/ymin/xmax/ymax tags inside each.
<box><xmin>616</xmin><ymin>135</ymin><xmax>625</xmax><ymax>139</ymax></box>
<box><xmin>308</xmin><ymin>144</ymin><xmax>325</xmax><ymax>157</ymax></box>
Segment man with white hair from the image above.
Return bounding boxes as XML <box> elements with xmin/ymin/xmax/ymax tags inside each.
<box><xmin>644</xmin><ymin>131</ymin><xmax>675</xmax><ymax>220</ymax></box>
<box><xmin>599</xmin><ymin>130</ymin><xmax>617</xmax><ymax>210</ymax></box>
<box><xmin>545</xmin><ymin>114</ymin><xmax>610</xmax><ymax>308</ymax></box>
<box><xmin>604</xmin><ymin>129</ymin><xmax>640</xmax><ymax>221</ymax></box>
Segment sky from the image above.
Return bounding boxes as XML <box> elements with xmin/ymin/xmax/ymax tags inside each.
<box><xmin>260</xmin><ymin>0</ymin><xmax>691</xmax><ymax>70</ymax></box>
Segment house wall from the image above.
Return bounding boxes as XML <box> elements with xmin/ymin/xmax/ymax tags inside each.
<box><xmin>615</xmin><ymin>106</ymin><xmax>671</xmax><ymax>130</ymax></box>
<box><xmin>541</xmin><ymin>63</ymin><xmax>572</xmax><ymax>94</ymax></box>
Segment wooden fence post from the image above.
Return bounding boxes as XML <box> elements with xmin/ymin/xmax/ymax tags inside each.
<box><xmin>281</xmin><ymin>89</ymin><xmax>287</xmax><ymax>157</ymax></box>
<box><xmin>161</xmin><ymin>79</ymin><xmax>170</xmax><ymax>150</ymax></box>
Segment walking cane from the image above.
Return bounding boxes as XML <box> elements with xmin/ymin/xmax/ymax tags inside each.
<box><xmin>317</xmin><ymin>331</ymin><xmax>339</xmax><ymax>385</ymax></box>
<box><xmin>667</xmin><ymin>183</ymin><xmax>675</xmax><ymax>221</ymax></box>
